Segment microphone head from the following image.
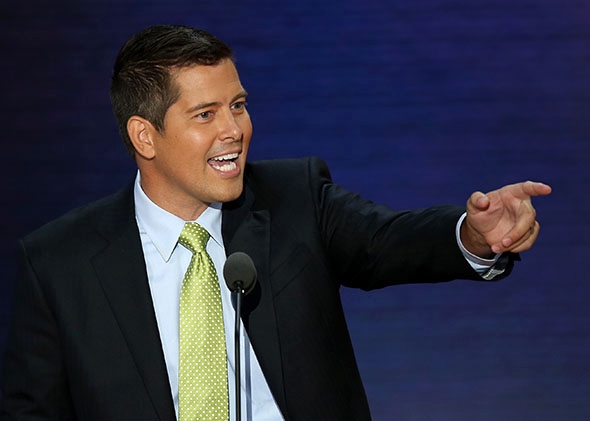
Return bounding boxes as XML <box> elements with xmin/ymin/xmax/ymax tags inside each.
<box><xmin>223</xmin><ymin>252</ymin><xmax>257</xmax><ymax>295</ymax></box>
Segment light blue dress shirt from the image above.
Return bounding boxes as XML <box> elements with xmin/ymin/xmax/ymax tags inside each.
<box><xmin>133</xmin><ymin>173</ymin><xmax>284</xmax><ymax>421</ymax></box>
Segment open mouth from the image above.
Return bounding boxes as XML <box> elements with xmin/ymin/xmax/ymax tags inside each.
<box><xmin>208</xmin><ymin>152</ymin><xmax>239</xmax><ymax>173</ymax></box>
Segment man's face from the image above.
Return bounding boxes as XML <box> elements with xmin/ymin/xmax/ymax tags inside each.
<box><xmin>141</xmin><ymin>59</ymin><xmax>252</xmax><ymax>219</ymax></box>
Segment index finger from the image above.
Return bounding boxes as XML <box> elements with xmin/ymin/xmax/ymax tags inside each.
<box><xmin>516</xmin><ymin>181</ymin><xmax>552</xmax><ymax>198</ymax></box>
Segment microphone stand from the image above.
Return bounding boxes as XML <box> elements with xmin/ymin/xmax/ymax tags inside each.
<box><xmin>224</xmin><ymin>252</ymin><xmax>257</xmax><ymax>421</ymax></box>
<box><xmin>233</xmin><ymin>281</ymin><xmax>244</xmax><ymax>421</ymax></box>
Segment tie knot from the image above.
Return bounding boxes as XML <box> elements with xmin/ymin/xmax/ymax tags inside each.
<box><xmin>178</xmin><ymin>222</ymin><xmax>210</xmax><ymax>254</ymax></box>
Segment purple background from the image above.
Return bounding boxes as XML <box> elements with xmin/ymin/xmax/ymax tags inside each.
<box><xmin>1</xmin><ymin>0</ymin><xmax>589</xmax><ymax>419</ymax></box>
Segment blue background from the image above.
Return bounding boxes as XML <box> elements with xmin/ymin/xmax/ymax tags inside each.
<box><xmin>1</xmin><ymin>0</ymin><xmax>589</xmax><ymax>419</ymax></box>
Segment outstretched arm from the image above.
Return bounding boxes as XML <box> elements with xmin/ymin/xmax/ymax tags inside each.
<box><xmin>460</xmin><ymin>181</ymin><xmax>552</xmax><ymax>258</ymax></box>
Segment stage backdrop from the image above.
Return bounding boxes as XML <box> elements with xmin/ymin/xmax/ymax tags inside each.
<box><xmin>1</xmin><ymin>1</ymin><xmax>588</xmax><ymax>419</ymax></box>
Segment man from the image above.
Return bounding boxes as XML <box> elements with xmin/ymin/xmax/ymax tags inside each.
<box><xmin>0</xmin><ymin>25</ymin><xmax>551</xmax><ymax>420</ymax></box>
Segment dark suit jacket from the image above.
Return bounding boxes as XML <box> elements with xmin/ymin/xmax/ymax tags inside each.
<box><xmin>1</xmin><ymin>157</ymin><xmax>511</xmax><ymax>420</ymax></box>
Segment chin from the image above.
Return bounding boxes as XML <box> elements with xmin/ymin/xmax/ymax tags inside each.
<box><xmin>216</xmin><ymin>181</ymin><xmax>244</xmax><ymax>204</ymax></box>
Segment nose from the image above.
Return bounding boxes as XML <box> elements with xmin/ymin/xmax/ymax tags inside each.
<box><xmin>217</xmin><ymin>109</ymin><xmax>243</xmax><ymax>141</ymax></box>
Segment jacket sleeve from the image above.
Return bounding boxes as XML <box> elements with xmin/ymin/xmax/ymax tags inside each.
<box><xmin>308</xmin><ymin>156</ymin><xmax>513</xmax><ymax>290</ymax></box>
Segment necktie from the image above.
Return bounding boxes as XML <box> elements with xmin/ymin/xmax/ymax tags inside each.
<box><xmin>178</xmin><ymin>222</ymin><xmax>229</xmax><ymax>420</ymax></box>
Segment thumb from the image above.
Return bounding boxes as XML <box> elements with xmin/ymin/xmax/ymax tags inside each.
<box><xmin>469</xmin><ymin>191</ymin><xmax>490</xmax><ymax>211</ymax></box>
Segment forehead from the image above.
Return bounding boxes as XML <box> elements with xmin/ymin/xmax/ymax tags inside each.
<box><xmin>171</xmin><ymin>60</ymin><xmax>243</xmax><ymax>99</ymax></box>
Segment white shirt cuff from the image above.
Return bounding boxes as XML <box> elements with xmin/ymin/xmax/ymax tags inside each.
<box><xmin>455</xmin><ymin>213</ymin><xmax>501</xmax><ymax>275</ymax></box>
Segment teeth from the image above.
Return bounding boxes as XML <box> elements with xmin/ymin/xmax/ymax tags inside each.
<box><xmin>211</xmin><ymin>153</ymin><xmax>238</xmax><ymax>161</ymax></box>
<box><xmin>216</xmin><ymin>161</ymin><xmax>237</xmax><ymax>172</ymax></box>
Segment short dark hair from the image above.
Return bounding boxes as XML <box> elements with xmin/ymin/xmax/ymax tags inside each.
<box><xmin>110</xmin><ymin>25</ymin><xmax>234</xmax><ymax>156</ymax></box>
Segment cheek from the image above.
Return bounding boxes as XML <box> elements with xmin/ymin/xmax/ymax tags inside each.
<box><xmin>181</xmin><ymin>135</ymin><xmax>214</xmax><ymax>163</ymax></box>
<box><xmin>241</xmin><ymin>118</ymin><xmax>253</xmax><ymax>145</ymax></box>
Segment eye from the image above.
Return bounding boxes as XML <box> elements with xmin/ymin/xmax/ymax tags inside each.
<box><xmin>197</xmin><ymin>110</ymin><xmax>213</xmax><ymax>119</ymax></box>
<box><xmin>231</xmin><ymin>101</ymin><xmax>247</xmax><ymax>112</ymax></box>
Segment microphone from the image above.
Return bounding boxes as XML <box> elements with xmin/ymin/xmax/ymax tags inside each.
<box><xmin>223</xmin><ymin>252</ymin><xmax>257</xmax><ymax>421</ymax></box>
<box><xmin>223</xmin><ymin>252</ymin><xmax>257</xmax><ymax>295</ymax></box>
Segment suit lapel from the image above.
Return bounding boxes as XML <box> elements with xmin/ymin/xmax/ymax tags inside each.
<box><xmin>222</xmin><ymin>184</ymin><xmax>288</xmax><ymax>415</ymax></box>
<box><xmin>91</xmin><ymin>186</ymin><xmax>176</xmax><ymax>421</ymax></box>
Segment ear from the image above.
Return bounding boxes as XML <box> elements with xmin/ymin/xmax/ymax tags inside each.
<box><xmin>127</xmin><ymin>116</ymin><xmax>157</xmax><ymax>160</ymax></box>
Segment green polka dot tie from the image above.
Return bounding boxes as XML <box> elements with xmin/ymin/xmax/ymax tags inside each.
<box><xmin>178</xmin><ymin>222</ymin><xmax>229</xmax><ymax>420</ymax></box>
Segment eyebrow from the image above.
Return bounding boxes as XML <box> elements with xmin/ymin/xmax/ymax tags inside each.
<box><xmin>185</xmin><ymin>90</ymin><xmax>248</xmax><ymax>114</ymax></box>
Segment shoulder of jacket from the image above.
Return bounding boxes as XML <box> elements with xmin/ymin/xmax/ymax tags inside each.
<box><xmin>22</xmin><ymin>183</ymin><xmax>134</xmax><ymax>250</ymax></box>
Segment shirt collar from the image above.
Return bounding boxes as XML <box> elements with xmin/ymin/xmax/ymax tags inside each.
<box><xmin>133</xmin><ymin>171</ymin><xmax>224</xmax><ymax>261</ymax></box>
